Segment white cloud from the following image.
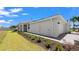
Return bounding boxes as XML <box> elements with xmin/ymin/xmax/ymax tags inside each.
<box><xmin>33</xmin><ymin>7</ymin><xmax>39</xmax><ymax>8</ymax></box>
<box><xmin>22</xmin><ymin>13</ymin><xmax>29</xmax><ymax>15</ymax></box>
<box><xmin>8</xmin><ymin>20</ymin><xmax>13</xmax><ymax>22</ymax></box>
<box><xmin>10</xmin><ymin>8</ymin><xmax>23</xmax><ymax>13</ymax></box>
<box><xmin>8</xmin><ymin>14</ymin><xmax>18</xmax><ymax>17</ymax></box>
<box><xmin>0</xmin><ymin>10</ymin><xmax>10</xmax><ymax>16</ymax></box>
<box><xmin>0</xmin><ymin>8</ymin><xmax>23</xmax><ymax>17</ymax></box>
<box><xmin>0</xmin><ymin>7</ymin><xmax>4</xmax><ymax>10</ymax></box>
<box><xmin>12</xmin><ymin>14</ymin><xmax>18</xmax><ymax>17</ymax></box>
<box><xmin>0</xmin><ymin>20</ymin><xmax>13</xmax><ymax>23</ymax></box>
<box><xmin>0</xmin><ymin>20</ymin><xmax>9</xmax><ymax>23</ymax></box>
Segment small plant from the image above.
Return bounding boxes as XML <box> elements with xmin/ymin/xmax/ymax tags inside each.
<box><xmin>36</xmin><ymin>37</ymin><xmax>41</xmax><ymax>43</ymax></box>
<box><xmin>26</xmin><ymin>34</ymin><xmax>31</xmax><ymax>39</ymax></box>
<box><xmin>43</xmin><ymin>39</ymin><xmax>53</xmax><ymax>49</ymax></box>
<box><xmin>45</xmin><ymin>44</ymin><xmax>51</xmax><ymax>49</ymax></box>
<box><xmin>54</xmin><ymin>42</ymin><xmax>64</xmax><ymax>51</ymax></box>
<box><xmin>30</xmin><ymin>35</ymin><xmax>36</xmax><ymax>40</ymax></box>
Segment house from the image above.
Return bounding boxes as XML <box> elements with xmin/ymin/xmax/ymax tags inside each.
<box><xmin>17</xmin><ymin>15</ymin><xmax>70</xmax><ymax>37</ymax></box>
<box><xmin>17</xmin><ymin>22</ymin><xmax>30</xmax><ymax>32</ymax></box>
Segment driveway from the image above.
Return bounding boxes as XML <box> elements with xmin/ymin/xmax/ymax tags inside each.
<box><xmin>60</xmin><ymin>32</ymin><xmax>79</xmax><ymax>45</ymax></box>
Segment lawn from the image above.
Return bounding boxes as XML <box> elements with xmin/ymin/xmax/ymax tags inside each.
<box><xmin>0</xmin><ymin>31</ymin><xmax>45</xmax><ymax>51</ymax></box>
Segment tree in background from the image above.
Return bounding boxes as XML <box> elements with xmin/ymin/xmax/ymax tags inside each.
<box><xmin>9</xmin><ymin>25</ymin><xmax>16</xmax><ymax>29</ymax></box>
<box><xmin>70</xmin><ymin>16</ymin><xmax>78</xmax><ymax>31</ymax></box>
<box><xmin>77</xmin><ymin>16</ymin><xmax>79</xmax><ymax>31</ymax></box>
<box><xmin>9</xmin><ymin>25</ymin><xmax>17</xmax><ymax>31</ymax></box>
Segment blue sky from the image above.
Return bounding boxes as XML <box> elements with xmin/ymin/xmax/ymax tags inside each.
<box><xmin>0</xmin><ymin>7</ymin><xmax>79</xmax><ymax>27</ymax></box>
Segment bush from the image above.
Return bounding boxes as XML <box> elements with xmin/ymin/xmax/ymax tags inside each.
<box><xmin>36</xmin><ymin>37</ymin><xmax>41</xmax><ymax>43</ymax></box>
<box><xmin>18</xmin><ymin>32</ymin><xmax>64</xmax><ymax>51</ymax></box>
<box><xmin>54</xmin><ymin>42</ymin><xmax>64</xmax><ymax>51</ymax></box>
<box><xmin>43</xmin><ymin>39</ymin><xmax>53</xmax><ymax>49</ymax></box>
<box><xmin>12</xmin><ymin>29</ymin><xmax>17</xmax><ymax>32</ymax></box>
<box><xmin>30</xmin><ymin>35</ymin><xmax>36</xmax><ymax>40</ymax></box>
<box><xmin>28</xmin><ymin>35</ymin><xmax>31</xmax><ymax>39</ymax></box>
<box><xmin>45</xmin><ymin>44</ymin><xmax>51</xmax><ymax>49</ymax></box>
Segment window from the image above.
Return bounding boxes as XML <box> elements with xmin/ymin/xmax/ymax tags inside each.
<box><xmin>58</xmin><ymin>22</ymin><xmax>60</xmax><ymax>24</ymax></box>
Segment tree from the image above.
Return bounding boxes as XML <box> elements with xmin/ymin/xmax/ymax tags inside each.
<box><xmin>9</xmin><ymin>25</ymin><xmax>17</xmax><ymax>30</ymax></box>
<box><xmin>70</xmin><ymin>16</ymin><xmax>78</xmax><ymax>31</ymax></box>
<box><xmin>77</xmin><ymin>16</ymin><xmax>79</xmax><ymax>31</ymax></box>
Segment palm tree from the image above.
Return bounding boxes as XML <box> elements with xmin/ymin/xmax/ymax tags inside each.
<box><xmin>70</xmin><ymin>16</ymin><xmax>78</xmax><ymax>31</ymax></box>
<box><xmin>77</xmin><ymin>16</ymin><xmax>79</xmax><ymax>31</ymax></box>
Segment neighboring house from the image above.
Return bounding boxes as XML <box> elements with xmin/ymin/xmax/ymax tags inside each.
<box><xmin>17</xmin><ymin>15</ymin><xmax>70</xmax><ymax>37</ymax></box>
<box><xmin>17</xmin><ymin>22</ymin><xmax>30</xmax><ymax>32</ymax></box>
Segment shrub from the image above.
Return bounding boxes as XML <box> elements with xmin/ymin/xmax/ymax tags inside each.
<box><xmin>12</xmin><ymin>29</ymin><xmax>17</xmax><ymax>32</ymax></box>
<box><xmin>54</xmin><ymin>42</ymin><xmax>64</xmax><ymax>51</ymax></box>
<box><xmin>28</xmin><ymin>35</ymin><xmax>31</xmax><ymax>38</ymax></box>
<box><xmin>45</xmin><ymin>44</ymin><xmax>51</xmax><ymax>49</ymax></box>
<box><xmin>31</xmin><ymin>35</ymin><xmax>36</xmax><ymax>40</ymax></box>
<box><xmin>43</xmin><ymin>39</ymin><xmax>53</xmax><ymax>49</ymax></box>
<box><xmin>36</xmin><ymin>37</ymin><xmax>41</xmax><ymax>43</ymax></box>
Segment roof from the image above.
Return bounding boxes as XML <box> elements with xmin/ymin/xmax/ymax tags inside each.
<box><xmin>31</xmin><ymin>15</ymin><xmax>67</xmax><ymax>24</ymax></box>
<box><xmin>18</xmin><ymin>14</ymin><xmax>68</xmax><ymax>25</ymax></box>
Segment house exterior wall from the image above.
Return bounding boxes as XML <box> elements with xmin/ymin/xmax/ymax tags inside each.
<box><xmin>17</xmin><ymin>15</ymin><xmax>70</xmax><ymax>37</ymax></box>
<box><xmin>51</xmin><ymin>15</ymin><xmax>70</xmax><ymax>37</ymax></box>
<box><xmin>18</xmin><ymin>25</ymin><xmax>22</xmax><ymax>31</ymax></box>
<box><xmin>29</xmin><ymin>19</ymin><xmax>53</xmax><ymax>37</ymax></box>
<box><xmin>17</xmin><ymin>23</ymin><xmax>30</xmax><ymax>32</ymax></box>
<box><xmin>29</xmin><ymin>15</ymin><xmax>69</xmax><ymax>37</ymax></box>
<box><xmin>51</xmin><ymin>16</ymin><xmax>64</xmax><ymax>37</ymax></box>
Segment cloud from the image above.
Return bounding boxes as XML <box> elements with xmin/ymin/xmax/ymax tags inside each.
<box><xmin>0</xmin><ymin>8</ymin><xmax>23</xmax><ymax>17</ymax></box>
<box><xmin>10</xmin><ymin>8</ymin><xmax>23</xmax><ymax>13</ymax></box>
<box><xmin>0</xmin><ymin>10</ymin><xmax>10</xmax><ymax>16</ymax></box>
<box><xmin>33</xmin><ymin>7</ymin><xmax>39</xmax><ymax>8</ymax></box>
<box><xmin>0</xmin><ymin>7</ymin><xmax>5</xmax><ymax>10</ymax></box>
<box><xmin>0</xmin><ymin>20</ymin><xmax>13</xmax><ymax>24</ymax></box>
<box><xmin>8</xmin><ymin>20</ymin><xmax>13</xmax><ymax>22</ymax></box>
<box><xmin>8</xmin><ymin>14</ymin><xmax>18</xmax><ymax>17</ymax></box>
<box><xmin>22</xmin><ymin>13</ymin><xmax>29</xmax><ymax>15</ymax></box>
<box><xmin>0</xmin><ymin>20</ymin><xmax>10</xmax><ymax>23</ymax></box>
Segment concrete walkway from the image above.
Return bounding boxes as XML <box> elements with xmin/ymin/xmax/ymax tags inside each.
<box><xmin>60</xmin><ymin>32</ymin><xmax>79</xmax><ymax>45</ymax></box>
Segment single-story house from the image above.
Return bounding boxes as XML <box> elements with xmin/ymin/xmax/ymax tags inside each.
<box><xmin>17</xmin><ymin>15</ymin><xmax>70</xmax><ymax>37</ymax></box>
<box><xmin>17</xmin><ymin>23</ymin><xmax>29</xmax><ymax>32</ymax></box>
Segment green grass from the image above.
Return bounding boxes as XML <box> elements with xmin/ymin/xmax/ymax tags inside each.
<box><xmin>0</xmin><ymin>31</ymin><xmax>45</xmax><ymax>51</ymax></box>
<box><xmin>0</xmin><ymin>31</ymin><xmax>7</xmax><ymax>43</ymax></box>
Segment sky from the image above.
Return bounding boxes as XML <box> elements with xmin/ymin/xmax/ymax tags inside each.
<box><xmin>0</xmin><ymin>7</ymin><xmax>79</xmax><ymax>27</ymax></box>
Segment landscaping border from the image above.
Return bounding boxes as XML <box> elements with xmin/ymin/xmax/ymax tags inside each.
<box><xmin>18</xmin><ymin>31</ymin><xmax>64</xmax><ymax>51</ymax></box>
